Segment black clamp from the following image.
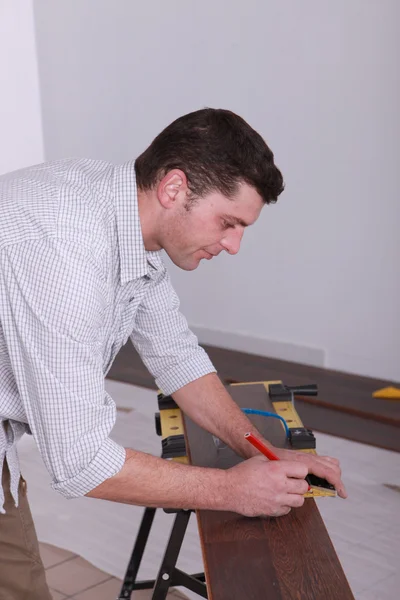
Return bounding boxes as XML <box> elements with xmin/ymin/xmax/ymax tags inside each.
<box><xmin>289</xmin><ymin>427</ymin><xmax>316</xmax><ymax>449</ymax></box>
<box><xmin>157</xmin><ymin>392</ymin><xmax>179</xmax><ymax>410</ymax></box>
<box><xmin>269</xmin><ymin>383</ymin><xmax>318</xmax><ymax>451</ymax></box>
<box><xmin>268</xmin><ymin>383</ymin><xmax>318</xmax><ymax>402</ymax></box>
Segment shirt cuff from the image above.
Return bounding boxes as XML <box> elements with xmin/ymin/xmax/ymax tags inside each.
<box><xmin>156</xmin><ymin>349</ymin><xmax>217</xmax><ymax>396</ymax></box>
<box><xmin>52</xmin><ymin>437</ymin><xmax>126</xmax><ymax>499</ymax></box>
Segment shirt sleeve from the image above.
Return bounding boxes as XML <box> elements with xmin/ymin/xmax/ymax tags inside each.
<box><xmin>130</xmin><ymin>267</ymin><xmax>216</xmax><ymax>395</ymax></box>
<box><xmin>0</xmin><ymin>238</ymin><xmax>126</xmax><ymax>499</ymax></box>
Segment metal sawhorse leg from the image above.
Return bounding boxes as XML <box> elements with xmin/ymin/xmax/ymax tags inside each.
<box><xmin>117</xmin><ymin>506</ymin><xmax>207</xmax><ymax>599</ymax></box>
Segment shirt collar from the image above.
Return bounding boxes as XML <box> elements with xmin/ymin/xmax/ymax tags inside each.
<box><xmin>112</xmin><ymin>160</ymin><xmax>163</xmax><ymax>284</ymax></box>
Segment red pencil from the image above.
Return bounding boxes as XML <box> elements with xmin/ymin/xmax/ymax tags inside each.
<box><xmin>244</xmin><ymin>432</ymin><xmax>312</xmax><ymax>491</ymax></box>
<box><xmin>244</xmin><ymin>432</ymin><xmax>280</xmax><ymax>460</ymax></box>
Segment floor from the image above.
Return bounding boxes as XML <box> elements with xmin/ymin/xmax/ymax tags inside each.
<box><xmin>17</xmin><ymin>379</ymin><xmax>400</xmax><ymax>600</ymax></box>
<box><xmin>40</xmin><ymin>541</ymin><xmax>189</xmax><ymax>599</ymax></box>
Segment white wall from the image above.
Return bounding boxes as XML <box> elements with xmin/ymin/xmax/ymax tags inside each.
<box><xmin>33</xmin><ymin>0</ymin><xmax>400</xmax><ymax>381</ymax></box>
<box><xmin>0</xmin><ymin>0</ymin><xmax>44</xmax><ymax>174</ymax></box>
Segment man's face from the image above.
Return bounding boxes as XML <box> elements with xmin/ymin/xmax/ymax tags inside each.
<box><xmin>162</xmin><ymin>182</ymin><xmax>264</xmax><ymax>271</ymax></box>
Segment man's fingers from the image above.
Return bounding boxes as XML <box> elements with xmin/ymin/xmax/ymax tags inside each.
<box><xmin>318</xmin><ymin>457</ymin><xmax>348</xmax><ymax>497</ymax></box>
<box><xmin>270</xmin><ymin>506</ymin><xmax>292</xmax><ymax>518</ymax></box>
<box><xmin>292</xmin><ymin>494</ymin><xmax>305</xmax><ymax>508</ymax></box>
<box><xmin>285</xmin><ymin>477</ymin><xmax>309</xmax><ymax>496</ymax></box>
<box><xmin>319</xmin><ymin>456</ymin><xmax>340</xmax><ymax>466</ymax></box>
<box><xmin>305</xmin><ymin>457</ymin><xmax>347</xmax><ymax>499</ymax></box>
<box><xmin>285</xmin><ymin>493</ymin><xmax>305</xmax><ymax>508</ymax></box>
<box><xmin>280</xmin><ymin>460</ymin><xmax>308</xmax><ymax>480</ymax></box>
<box><xmin>267</xmin><ymin>449</ymin><xmax>349</xmax><ymax>499</ymax></box>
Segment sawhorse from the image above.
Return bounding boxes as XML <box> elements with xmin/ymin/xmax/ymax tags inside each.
<box><xmin>118</xmin><ymin>392</ymin><xmax>207</xmax><ymax>598</ymax></box>
<box><xmin>117</xmin><ymin>506</ymin><xmax>207</xmax><ymax>599</ymax></box>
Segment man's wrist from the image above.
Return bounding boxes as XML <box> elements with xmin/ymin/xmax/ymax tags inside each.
<box><xmin>238</xmin><ymin>431</ymin><xmax>275</xmax><ymax>459</ymax></box>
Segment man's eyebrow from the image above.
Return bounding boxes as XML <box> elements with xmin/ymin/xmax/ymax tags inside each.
<box><xmin>222</xmin><ymin>214</ymin><xmax>250</xmax><ymax>227</ymax></box>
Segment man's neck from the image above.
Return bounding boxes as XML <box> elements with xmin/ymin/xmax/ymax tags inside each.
<box><xmin>137</xmin><ymin>187</ymin><xmax>162</xmax><ymax>251</ymax></box>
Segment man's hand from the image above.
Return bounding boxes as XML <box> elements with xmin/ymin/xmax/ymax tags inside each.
<box><xmin>272</xmin><ymin>447</ymin><xmax>348</xmax><ymax>499</ymax></box>
<box><xmin>172</xmin><ymin>374</ymin><xmax>347</xmax><ymax>502</ymax></box>
<box><xmin>86</xmin><ymin>447</ymin><xmax>309</xmax><ymax>517</ymax></box>
<box><xmin>225</xmin><ymin>456</ymin><xmax>309</xmax><ymax>517</ymax></box>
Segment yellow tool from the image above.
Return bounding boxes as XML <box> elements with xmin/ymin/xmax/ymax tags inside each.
<box><xmin>372</xmin><ymin>386</ymin><xmax>400</xmax><ymax>400</ymax></box>
<box><xmin>159</xmin><ymin>407</ymin><xmax>188</xmax><ymax>464</ymax></box>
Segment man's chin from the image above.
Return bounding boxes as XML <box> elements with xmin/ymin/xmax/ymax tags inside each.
<box><xmin>169</xmin><ymin>255</ymin><xmax>200</xmax><ymax>271</ymax></box>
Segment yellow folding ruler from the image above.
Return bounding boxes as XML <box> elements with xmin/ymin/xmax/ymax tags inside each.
<box><xmin>157</xmin><ymin>381</ymin><xmax>336</xmax><ymax>498</ymax></box>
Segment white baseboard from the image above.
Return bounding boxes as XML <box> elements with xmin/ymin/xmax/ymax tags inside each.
<box><xmin>190</xmin><ymin>325</ymin><xmax>326</xmax><ymax>368</ymax></box>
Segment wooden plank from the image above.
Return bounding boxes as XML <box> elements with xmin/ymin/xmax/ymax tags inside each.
<box><xmin>183</xmin><ymin>384</ymin><xmax>355</xmax><ymax>600</ymax></box>
<box><xmin>294</xmin><ymin>398</ymin><xmax>400</xmax><ymax>452</ymax></box>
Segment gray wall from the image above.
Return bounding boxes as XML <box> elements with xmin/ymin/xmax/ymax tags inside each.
<box><xmin>34</xmin><ymin>0</ymin><xmax>400</xmax><ymax>381</ymax></box>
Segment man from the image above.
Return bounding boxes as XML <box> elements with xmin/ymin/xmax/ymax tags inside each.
<box><xmin>0</xmin><ymin>108</ymin><xmax>346</xmax><ymax>598</ymax></box>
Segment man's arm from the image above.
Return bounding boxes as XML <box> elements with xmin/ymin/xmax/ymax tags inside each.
<box><xmin>87</xmin><ymin>448</ymin><xmax>229</xmax><ymax>510</ymax></box>
<box><xmin>172</xmin><ymin>373</ymin><xmax>348</xmax><ymax>499</ymax></box>
<box><xmin>172</xmin><ymin>372</ymin><xmax>268</xmax><ymax>459</ymax></box>
<box><xmin>0</xmin><ymin>239</ymin><xmax>126</xmax><ymax>499</ymax></box>
<box><xmin>129</xmin><ymin>268</ymin><xmax>346</xmax><ymax>500</ymax></box>
<box><xmin>86</xmin><ymin>446</ymin><xmax>310</xmax><ymax>518</ymax></box>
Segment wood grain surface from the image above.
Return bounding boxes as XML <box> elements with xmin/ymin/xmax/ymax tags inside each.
<box><xmin>183</xmin><ymin>384</ymin><xmax>355</xmax><ymax>600</ymax></box>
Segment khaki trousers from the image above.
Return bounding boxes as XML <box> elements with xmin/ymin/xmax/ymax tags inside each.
<box><xmin>0</xmin><ymin>462</ymin><xmax>51</xmax><ymax>600</ymax></box>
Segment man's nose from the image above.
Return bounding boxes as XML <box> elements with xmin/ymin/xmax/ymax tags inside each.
<box><xmin>220</xmin><ymin>227</ymin><xmax>244</xmax><ymax>255</ymax></box>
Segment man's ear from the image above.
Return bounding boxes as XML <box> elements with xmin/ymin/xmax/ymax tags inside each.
<box><xmin>157</xmin><ymin>169</ymin><xmax>188</xmax><ymax>209</ymax></box>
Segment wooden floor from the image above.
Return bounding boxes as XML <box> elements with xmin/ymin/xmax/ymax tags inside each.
<box><xmin>108</xmin><ymin>342</ymin><xmax>400</xmax><ymax>452</ymax></box>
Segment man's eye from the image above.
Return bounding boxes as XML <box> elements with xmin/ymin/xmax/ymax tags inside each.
<box><xmin>222</xmin><ymin>220</ymin><xmax>233</xmax><ymax>229</ymax></box>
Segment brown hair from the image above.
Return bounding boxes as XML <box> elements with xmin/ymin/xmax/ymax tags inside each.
<box><xmin>135</xmin><ymin>108</ymin><xmax>284</xmax><ymax>204</ymax></box>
